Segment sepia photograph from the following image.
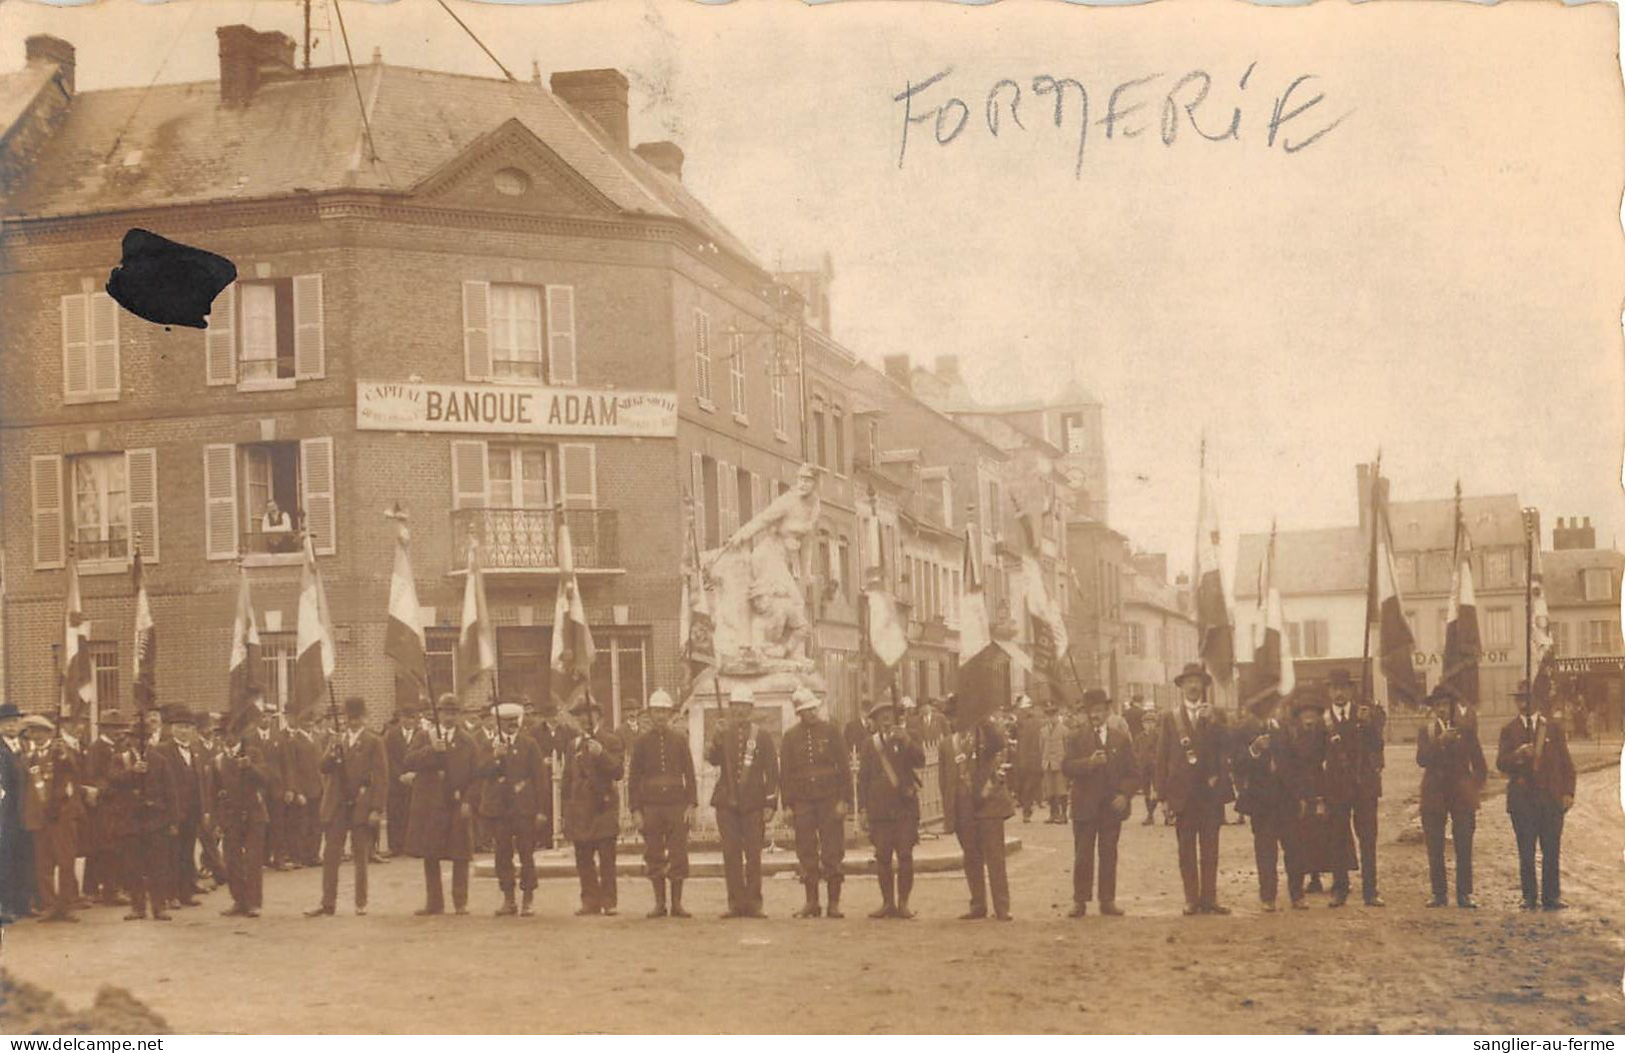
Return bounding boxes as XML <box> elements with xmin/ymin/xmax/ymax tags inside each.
<box><xmin>0</xmin><ymin>0</ymin><xmax>1621</xmax><ymax>1039</ymax></box>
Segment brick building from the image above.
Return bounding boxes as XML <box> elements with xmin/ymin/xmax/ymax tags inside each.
<box><xmin>1543</xmin><ymin>515</ymin><xmax>1625</xmax><ymax>733</ymax></box>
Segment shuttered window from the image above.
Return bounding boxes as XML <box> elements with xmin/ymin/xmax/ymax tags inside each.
<box><xmin>694</xmin><ymin>309</ymin><xmax>713</xmax><ymax>404</ymax></box>
<box><xmin>206</xmin><ymin>275</ymin><xmax>323</xmax><ymax>388</ymax></box>
<box><xmin>61</xmin><ymin>292</ymin><xmax>120</xmax><ymax>403</ymax></box>
<box><xmin>559</xmin><ymin>444</ymin><xmax>598</xmax><ymax>509</ymax></box>
<box><xmin>464</xmin><ymin>281</ymin><xmax>578</xmax><ymax>384</ymax></box>
<box><xmin>31</xmin><ymin>455</ymin><xmax>65</xmax><ymax>569</ymax></box>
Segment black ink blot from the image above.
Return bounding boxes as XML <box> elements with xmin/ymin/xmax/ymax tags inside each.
<box><xmin>105</xmin><ymin>229</ymin><xmax>236</xmax><ymax>330</ymax></box>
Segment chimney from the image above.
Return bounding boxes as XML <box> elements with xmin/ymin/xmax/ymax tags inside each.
<box><xmin>934</xmin><ymin>354</ymin><xmax>963</xmax><ymax>388</ymax></box>
<box><xmin>217</xmin><ymin>25</ymin><xmax>297</xmax><ymax>108</ymax></box>
<box><xmin>882</xmin><ymin>354</ymin><xmax>912</xmax><ymax>390</ymax></box>
<box><xmin>1355</xmin><ymin>463</ymin><xmax>1372</xmax><ymax>530</ymax></box>
<box><xmin>634</xmin><ymin>141</ymin><xmax>684</xmax><ymax>181</ymax></box>
<box><xmin>551</xmin><ymin>69</ymin><xmax>630</xmax><ymax>148</ymax></box>
<box><xmin>1553</xmin><ymin>515</ymin><xmax>1597</xmax><ymax>551</ymax></box>
<box><xmin>25</xmin><ymin>35</ymin><xmax>75</xmax><ymax>95</ymax></box>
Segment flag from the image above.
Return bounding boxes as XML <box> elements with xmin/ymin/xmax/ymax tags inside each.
<box><xmin>384</xmin><ymin>512</ymin><xmax>427</xmax><ymax>690</ymax></box>
<box><xmin>1367</xmin><ymin>470</ymin><xmax>1423</xmax><ymax>707</ymax></box>
<box><xmin>458</xmin><ymin>536</ymin><xmax>497</xmax><ymax>695</ymax></box>
<box><xmin>1194</xmin><ymin>444</ymin><xmax>1234</xmax><ymax>681</ymax></box>
<box><xmin>1244</xmin><ymin>522</ymin><xmax>1295</xmax><ymax>712</ymax></box>
<box><xmin>131</xmin><ymin>550</ymin><xmax>156</xmax><ymax>711</ymax></box>
<box><xmin>679</xmin><ymin>491</ymin><xmax>716</xmax><ymax>689</ymax></box>
<box><xmin>861</xmin><ymin>500</ymin><xmax>907</xmax><ymax>669</ymax></box>
<box><xmin>550</xmin><ymin>520</ymin><xmax>596</xmax><ymax>700</ymax></box>
<box><xmin>62</xmin><ymin>551</ymin><xmax>94</xmax><ymax>721</ymax></box>
<box><xmin>1442</xmin><ymin>485</ymin><xmax>1481</xmax><ymax>706</ymax></box>
<box><xmin>959</xmin><ymin>524</ymin><xmax>991</xmax><ymax>659</ymax></box>
<box><xmin>228</xmin><ymin>566</ymin><xmax>262</xmax><ymax>730</ymax></box>
<box><xmin>293</xmin><ymin>536</ymin><xmax>336</xmax><ymax>720</ymax></box>
<box><xmin>1528</xmin><ymin>535</ymin><xmax>1555</xmax><ymax>705</ymax></box>
<box><xmin>1021</xmin><ymin>553</ymin><xmax>1068</xmax><ymax>680</ymax></box>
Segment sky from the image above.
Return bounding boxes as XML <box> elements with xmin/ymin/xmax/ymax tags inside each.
<box><xmin>3</xmin><ymin>0</ymin><xmax>1622</xmax><ymax>570</ymax></box>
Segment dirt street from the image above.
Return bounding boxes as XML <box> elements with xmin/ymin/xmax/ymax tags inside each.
<box><xmin>4</xmin><ymin>749</ymin><xmax>1622</xmax><ymax>1034</ymax></box>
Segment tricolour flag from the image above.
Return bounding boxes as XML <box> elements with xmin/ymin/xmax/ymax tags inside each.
<box><xmin>1245</xmin><ymin>522</ymin><xmax>1295</xmax><ymax>712</ymax></box>
<box><xmin>1194</xmin><ymin>443</ymin><xmax>1234</xmax><ymax>681</ymax></box>
<box><xmin>959</xmin><ymin>524</ymin><xmax>991</xmax><ymax>660</ymax></box>
<box><xmin>293</xmin><ymin>535</ymin><xmax>337</xmax><ymax>720</ymax></box>
<box><xmin>1528</xmin><ymin>533</ymin><xmax>1555</xmax><ymax>705</ymax></box>
<box><xmin>62</xmin><ymin>550</ymin><xmax>95</xmax><ymax>721</ymax></box>
<box><xmin>679</xmin><ymin>491</ymin><xmax>716</xmax><ymax>689</ymax></box>
<box><xmin>1367</xmin><ymin>469</ymin><xmax>1423</xmax><ymax>707</ymax></box>
<box><xmin>1021</xmin><ymin>552</ymin><xmax>1068</xmax><ymax>681</ymax></box>
<box><xmin>1441</xmin><ymin>484</ymin><xmax>1481</xmax><ymax>707</ymax></box>
<box><xmin>228</xmin><ymin>566</ymin><xmax>262</xmax><ymax>731</ymax></box>
<box><xmin>384</xmin><ymin>512</ymin><xmax>427</xmax><ymax>690</ymax></box>
<box><xmin>860</xmin><ymin>498</ymin><xmax>907</xmax><ymax>670</ymax></box>
<box><xmin>458</xmin><ymin>536</ymin><xmax>497</xmax><ymax>695</ymax></box>
<box><xmin>549</xmin><ymin>520</ymin><xmax>596</xmax><ymax>701</ymax></box>
<box><xmin>131</xmin><ymin>550</ymin><xmax>157</xmax><ymax>710</ymax></box>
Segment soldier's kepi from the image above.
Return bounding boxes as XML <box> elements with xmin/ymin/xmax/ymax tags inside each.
<box><xmin>628</xmin><ymin>688</ymin><xmax>697</xmax><ymax>919</ymax></box>
<box><xmin>781</xmin><ymin>685</ymin><xmax>851</xmax><ymax>919</ymax></box>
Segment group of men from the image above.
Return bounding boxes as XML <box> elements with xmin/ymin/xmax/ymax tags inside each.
<box><xmin>0</xmin><ymin>659</ymin><xmax>1582</xmax><ymax>926</ymax></box>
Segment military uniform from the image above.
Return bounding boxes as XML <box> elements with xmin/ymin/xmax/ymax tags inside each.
<box><xmin>1154</xmin><ymin>665</ymin><xmax>1235</xmax><ymax>915</ymax></box>
<box><xmin>404</xmin><ymin>703</ymin><xmax>479</xmax><ymax>915</ymax></box>
<box><xmin>214</xmin><ymin>734</ymin><xmax>272</xmax><ymax>915</ymax></box>
<box><xmin>1496</xmin><ymin>687</ymin><xmax>1576</xmax><ymax>910</ymax></box>
<box><xmin>1062</xmin><ymin>692</ymin><xmax>1139</xmax><ymax>915</ymax></box>
<box><xmin>856</xmin><ymin>701</ymin><xmax>925</xmax><ymax>919</ymax></box>
<box><xmin>477</xmin><ymin>705</ymin><xmax>550</xmax><ymax>916</ymax></box>
<box><xmin>939</xmin><ymin>712</ymin><xmax>1015</xmax><ymax>920</ymax></box>
<box><xmin>780</xmin><ymin>690</ymin><xmax>852</xmax><ymax>919</ymax></box>
<box><xmin>627</xmin><ymin>691</ymin><xmax>697</xmax><ymax>918</ymax></box>
<box><xmin>707</xmin><ymin>689</ymin><xmax>780</xmax><ymax>918</ymax></box>
<box><xmin>1322</xmin><ymin>674</ymin><xmax>1387</xmax><ymax>906</ymax></box>
<box><xmin>1416</xmin><ymin>692</ymin><xmax>1487</xmax><ymax>907</ymax></box>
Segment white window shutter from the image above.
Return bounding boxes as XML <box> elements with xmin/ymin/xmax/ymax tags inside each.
<box><xmin>293</xmin><ymin>274</ymin><xmax>325</xmax><ymax>379</ymax></box>
<box><xmin>301</xmin><ymin>436</ymin><xmax>336</xmax><ymax>555</ymax></box>
<box><xmin>694</xmin><ymin>309</ymin><xmax>710</xmax><ymax>399</ymax></box>
<box><xmin>126</xmin><ymin>448</ymin><xmax>159</xmax><ymax>563</ymax></box>
<box><xmin>31</xmin><ymin>454</ymin><xmax>64</xmax><ymax>569</ymax></box>
<box><xmin>451</xmin><ymin>440</ymin><xmax>488</xmax><ymax>509</ymax></box>
<box><xmin>463</xmin><ymin>281</ymin><xmax>491</xmax><ymax>381</ymax></box>
<box><xmin>559</xmin><ymin>443</ymin><xmax>597</xmax><ymax>509</ymax></box>
<box><xmin>690</xmin><ymin>452</ymin><xmax>705</xmax><ymax>544</ymax></box>
<box><xmin>61</xmin><ymin>294</ymin><xmax>89</xmax><ymax>399</ymax></box>
<box><xmin>206</xmin><ymin>283</ymin><xmax>237</xmax><ymax>386</ymax></box>
<box><xmin>89</xmin><ymin>293</ymin><xmax>119</xmax><ymax>397</ymax></box>
<box><xmin>545</xmin><ymin>285</ymin><xmax>577</xmax><ymax>385</ymax></box>
<box><xmin>203</xmin><ymin>444</ymin><xmax>239</xmax><ymax>560</ymax></box>
<box><xmin>718</xmin><ymin>459</ymin><xmax>736</xmax><ymax>538</ymax></box>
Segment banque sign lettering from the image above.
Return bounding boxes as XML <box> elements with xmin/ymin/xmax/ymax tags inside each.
<box><xmin>356</xmin><ymin>381</ymin><xmax>678</xmax><ymax>438</ymax></box>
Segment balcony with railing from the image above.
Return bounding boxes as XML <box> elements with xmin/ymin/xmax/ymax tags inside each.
<box><xmin>451</xmin><ymin>507</ymin><xmax>620</xmax><ymax>573</ymax></box>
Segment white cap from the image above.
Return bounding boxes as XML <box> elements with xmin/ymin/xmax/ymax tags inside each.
<box><xmin>494</xmin><ymin>703</ymin><xmax>522</xmax><ymax>720</ymax></box>
<box><xmin>1016</xmin><ymin>694</ymin><xmax>1033</xmax><ymax>710</ymax></box>
<box><xmin>728</xmin><ymin>685</ymin><xmax>755</xmax><ymax>705</ymax></box>
<box><xmin>791</xmin><ymin>686</ymin><xmax>820</xmax><ymax>712</ymax></box>
<box><xmin>899</xmin><ymin>695</ymin><xmax>917</xmax><ymax>710</ymax></box>
<box><xmin>647</xmin><ymin>689</ymin><xmax>675</xmax><ymax>710</ymax></box>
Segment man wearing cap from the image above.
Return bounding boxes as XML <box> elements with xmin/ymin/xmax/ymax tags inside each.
<box><xmin>1062</xmin><ymin>689</ymin><xmax>1137</xmax><ymax>917</ymax></box>
<box><xmin>1233</xmin><ymin>693</ymin><xmax>1298</xmax><ymax>911</ymax></box>
<box><xmin>1040</xmin><ymin>703</ymin><xmax>1070</xmax><ymax>824</ymax></box>
<box><xmin>193</xmin><ymin>713</ymin><xmax>230</xmax><ymax>889</ymax></box>
<box><xmin>939</xmin><ymin>695</ymin><xmax>1016</xmax><ymax>921</ymax></box>
<box><xmin>0</xmin><ymin>703</ymin><xmax>32</xmax><ymax>921</ymax></box>
<box><xmin>628</xmin><ymin>689</ymin><xmax>697</xmax><ymax>919</ymax></box>
<box><xmin>214</xmin><ymin>713</ymin><xmax>273</xmax><ymax>917</ymax></box>
<box><xmin>1321</xmin><ymin>669</ymin><xmax>1387</xmax><ymax>908</ymax></box>
<box><xmin>707</xmin><ymin>685</ymin><xmax>780</xmax><ymax>918</ymax></box>
<box><xmin>1011</xmin><ymin>695</ymin><xmax>1044</xmax><ymax>823</ymax></box>
<box><xmin>81</xmin><ymin>709</ymin><xmax>129</xmax><ymax>906</ymax></box>
<box><xmin>306</xmin><ymin>697</ymin><xmax>387</xmax><ymax>917</ymax></box>
<box><xmin>780</xmin><ymin>685</ymin><xmax>851</xmax><ymax>919</ymax></box>
<box><xmin>476</xmin><ymin>701</ymin><xmax>549</xmax><ymax>917</ymax></box>
<box><xmin>561</xmin><ymin>695</ymin><xmax>626</xmax><ymax>916</ymax></box>
<box><xmin>1131</xmin><ymin>697</ymin><xmax>1161</xmax><ymax>825</ymax></box>
<box><xmin>384</xmin><ymin>703</ymin><xmax>422</xmax><ymax>858</ymax></box>
<box><xmin>857</xmin><ymin>697</ymin><xmax>926</xmax><ymax>919</ymax></box>
<box><xmin>1283</xmin><ymin>694</ymin><xmax>1333</xmax><ymax>907</ymax></box>
<box><xmin>404</xmin><ymin>695</ymin><xmax>480</xmax><ymax>915</ymax></box>
<box><xmin>1155</xmin><ymin>663</ymin><xmax>1235</xmax><ymax>915</ymax></box>
<box><xmin>22</xmin><ymin>716</ymin><xmax>83</xmax><ymax>922</ymax></box>
<box><xmin>111</xmin><ymin>706</ymin><xmax>182</xmax><ymax>920</ymax></box>
<box><xmin>1416</xmin><ymin>684</ymin><xmax>1487</xmax><ymax>908</ymax></box>
<box><xmin>155</xmin><ymin>707</ymin><xmax>209</xmax><ymax>906</ymax></box>
<box><xmin>243</xmin><ymin>690</ymin><xmax>293</xmax><ymax>871</ymax></box>
<box><xmin>1497</xmin><ymin>680</ymin><xmax>1576</xmax><ymax>911</ymax></box>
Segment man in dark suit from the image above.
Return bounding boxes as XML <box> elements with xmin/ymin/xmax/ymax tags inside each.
<box><xmin>525</xmin><ymin>699</ymin><xmax>570</xmax><ymax>851</ymax></box>
<box><xmin>939</xmin><ymin>695</ymin><xmax>1015</xmax><ymax>921</ymax></box>
<box><xmin>286</xmin><ymin>712</ymin><xmax>325</xmax><ymax>867</ymax></box>
<box><xmin>1011</xmin><ymin>695</ymin><xmax>1043</xmax><ymax>822</ymax></box>
<box><xmin>479</xmin><ymin>700</ymin><xmax>550</xmax><ymax>917</ymax></box>
<box><xmin>1496</xmin><ymin>680</ymin><xmax>1577</xmax><ymax>911</ymax></box>
<box><xmin>628</xmin><ymin>689</ymin><xmax>697</xmax><ymax>919</ymax></box>
<box><xmin>404</xmin><ymin>694</ymin><xmax>480</xmax><ymax>915</ymax></box>
<box><xmin>1233</xmin><ymin>694</ymin><xmax>1297</xmax><ymax>911</ymax></box>
<box><xmin>1322</xmin><ymin>669</ymin><xmax>1387</xmax><ymax>908</ymax></box>
<box><xmin>857</xmin><ymin>697</ymin><xmax>926</xmax><ymax>919</ymax></box>
<box><xmin>1416</xmin><ymin>684</ymin><xmax>1487</xmax><ymax>908</ymax></box>
<box><xmin>306</xmin><ymin>697</ymin><xmax>388</xmax><ymax>917</ymax></box>
<box><xmin>114</xmin><ymin>706</ymin><xmax>183</xmax><ymax>921</ymax></box>
<box><xmin>0</xmin><ymin>703</ymin><xmax>36</xmax><ymax>922</ymax></box>
<box><xmin>214</xmin><ymin>713</ymin><xmax>272</xmax><ymax>918</ymax></box>
<box><xmin>384</xmin><ymin>706</ymin><xmax>422</xmax><ymax>857</ymax></box>
<box><xmin>1063</xmin><ymin>689</ymin><xmax>1139</xmax><ymax>917</ymax></box>
<box><xmin>780</xmin><ymin>686</ymin><xmax>852</xmax><ymax>919</ymax></box>
<box><xmin>562</xmin><ymin>696</ymin><xmax>625</xmax><ymax>916</ymax></box>
<box><xmin>1154</xmin><ymin>663</ymin><xmax>1235</xmax><ymax>915</ymax></box>
<box><xmin>707</xmin><ymin>685</ymin><xmax>780</xmax><ymax>919</ymax></box>
<box><xmin>243</xmin><ymin>692</ymin><xmax>292</xmax><ymax>871</ymax></box>
<box><xmin>155</xmin><ymin>707</ymin><xmax>209</xmax><ymax>907</ymax></box>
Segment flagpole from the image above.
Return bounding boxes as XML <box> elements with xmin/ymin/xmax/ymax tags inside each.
<box><xmin>1523</xmin><ymin>508</ymin><xmax>1534</xmax><ymax>692</ymax></box>
<box><xmin>1360</xmin><ymin>457</ymin><xmax>1379</xmax><ymax>705</ymax></box>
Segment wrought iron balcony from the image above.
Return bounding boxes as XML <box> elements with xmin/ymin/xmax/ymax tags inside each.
<box><xmin>451</xmin><ymin>507</ymin><xmax>620</xmax><ymax>572</ymax></box>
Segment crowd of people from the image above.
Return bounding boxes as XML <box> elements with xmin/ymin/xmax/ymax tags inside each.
<box><xmin>0</xmin><ymin>662</ymin><xmax>1582</xmax><ymax>928</ymax></box>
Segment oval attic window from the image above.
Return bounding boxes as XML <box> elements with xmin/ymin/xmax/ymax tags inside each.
<box><xmin>493</xmin><ymin>168</ymin><xmax>531</xmax><ymax>196</ymax></box>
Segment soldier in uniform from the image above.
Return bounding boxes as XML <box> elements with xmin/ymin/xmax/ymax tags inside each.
<box><xmin>628</xmin><ymin>689</ymin><xmax>696</xmax><ymax>919</ymax></box>
<box><xmin>1496</xmin><ymin>680</ymin><xmax>1576</xmax><ymax>911</ymax></box>
<box><xmin>1416</xmin><ymin>684</ymin><xmax>1487</xmax><ymax>908</ymax></box>
<box><xmin>1039</xmin><ymin>703</ymin><xmax>1070</xmax><ymax>824</ymax></box>
<box><xmin>477</xmin><ymin>701</ymin><xmax>549</xmax><ymax>917</ymax></box>
<box><xmin>780</xmin><ymin>686</ymin><xmax>852</xmax><ymax>919</ymax></box>
<box><xmin>404</xmin><ymin>694</ymin><xmax>479</xmax><ymax>915</ymax></box>
<box><xmin>215</xmin><ymin>713</ymin><xmax>272</xmax><ymax>917</ymax></box>
<box><xmin>1322</xmin><ymin>669</ymin><xmax>1387</xmax><ymax>908</ymax></box>
<box><xmin>939</xmin><ymin>695</ymin><xmax>1015</xmax><ymax>921</ymax></box>
<box><xmin>1154</xmin><ymin>663</ymin><xmax>1235</xmax><ymax>916</ymax></box>
<box><xmin>1063</xmin><ymin>689</ymin><xmax>1138</xmax><ymax>917</ymax></box>
<box><xmin>113</xmin><ymin>706</ymin><xmax>182</xmax><ymax>921</ymax></box>
<box><xmin>856</xmin><ymin>697</ymin><xmax>925</xmax><ymax>919</ymax></box>
<box><xmin>1132</xmin><ymin>698</ymin><xmax>1161</xmax><ymax>825</ymax></box>
<box><xmin>1011</xmin><ymin>695</ymin><xmax>1043</xmax><ymax>822</ymax></box>
<box><xmin>562</xmin><ymin>696</ymin><xmax>625</xmax><ymax>916</ymax></box>
<box><xmin>1233</xmin><ymin>694</ymin><xmax>1297</xmax><ymax>911</ymax></box>
<box><xmin>707</xmin><ymin>685</ymin><xmax>780</xmax><ymax>919</ymax></box>
<box><xmin>306</xmin><ymin>697</ymin><xmax>388</xmax><ymax>917</ymax></box>
<box><xmin>156</xmin><ymin>707</ymin><xmax>209</xmax><ymax>906</ymax></box>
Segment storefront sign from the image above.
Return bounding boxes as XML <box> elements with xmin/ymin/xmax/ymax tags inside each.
<box><xmin>356</xmin><ymin>381</ymin><xmax>678</xmax><ymax>437</ymax></box>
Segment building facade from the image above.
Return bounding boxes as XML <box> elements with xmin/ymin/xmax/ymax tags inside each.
<box><xmin>1543</xmin><ymin>516</ymin><xmax>1625</xmax><ymax>733</ymax></box>
<box><xmin>1119</xmin><ymin>553</ymin><xmax>1197</xmax><ymax>707</ymax></box>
